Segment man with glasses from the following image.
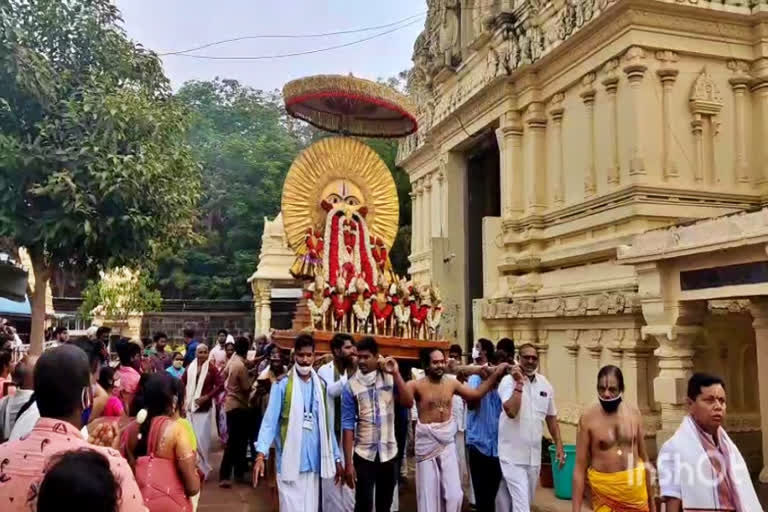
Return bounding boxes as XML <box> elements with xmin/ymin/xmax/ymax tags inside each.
<box><xmin>498</xmin><ymin>343</ymin><xmax>564</xmax><ymax>512</ymax></box>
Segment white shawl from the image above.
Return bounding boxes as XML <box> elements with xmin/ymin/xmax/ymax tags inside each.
<box><xmin>658</xmin><ymin>416</ymin><xmax>762</xmax><ymax>511</ymax></box>
<box><xmin>280</xmin><ymin>365</ymin><xmax>335</xmax><ymax>483</ymax></box>
<box><xmin>185</xmin><ymin>359</ymin><xmax>209</xmax><ymax>414</ymax></box>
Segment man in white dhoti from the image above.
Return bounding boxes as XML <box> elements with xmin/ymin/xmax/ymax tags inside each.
<box><xmin>658</xmin><ymin>373</ymin><xmax>761</xmax><ymax>512</ymax></box>
<box><xmin>318</xmin><ymin>333</ymin><xmax>357</xmax><ymax>512</ymax></box>
<box><xmin>254</xmin><ymin>334</ymin><xmax>344</xmax><ymax>512</ymax></box>
<box><xmin>407</xmin><ymin>348</ymin><xmax>509</xmax><ymax>512</ymax></box>
<box><xmin>182</xmin><ymin>343</ymin><xmax>223</xmax><ymax>480</ymax></box>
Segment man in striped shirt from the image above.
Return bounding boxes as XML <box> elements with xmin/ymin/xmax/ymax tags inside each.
<box><xmin>342</xmin><ymin>337</ymin><xmax>414</xmax><ymax>512</ymax></box>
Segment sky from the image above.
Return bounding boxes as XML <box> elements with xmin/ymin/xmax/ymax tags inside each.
<box><xmin>114</xmin><ymin>1</ymin><xmax>425</xmax><ymax>92</ymax></box>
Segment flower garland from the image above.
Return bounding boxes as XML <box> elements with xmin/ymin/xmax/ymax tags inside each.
<box><xmin>428</xmin><ymin>306</ymin><xmax>442</xmax><ymax>330</ymax></box>
<box><xmin>307</xmin><ymin>296</ymin><xmax>331</xmax><ymax>317</ymax></box>
<box><xmin>352</xmin><ymin>300</ymin><xmax>371</xmax><ymax>323</ymax></box>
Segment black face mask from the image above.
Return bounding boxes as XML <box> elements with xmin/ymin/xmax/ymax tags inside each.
<box><xmin>598</xmin><ymin>394</ymin><xmax>622</xmax><ymax>413</ymax></box>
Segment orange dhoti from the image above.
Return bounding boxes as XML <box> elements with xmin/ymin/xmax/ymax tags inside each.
<box><xmin>587</xmin><ymin>463</ymin><xmax>650</xmax><ymax>512</ymax></box>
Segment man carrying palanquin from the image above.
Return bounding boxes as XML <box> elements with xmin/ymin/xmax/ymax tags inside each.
<box><xmin>408</xmin><ymin>348</ymin><xmax>509</xmax><ymax>512</ymax></box>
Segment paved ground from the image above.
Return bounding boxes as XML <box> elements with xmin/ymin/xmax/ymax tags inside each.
<box><xmin>198</xmin><ymin>448</ymin><xmax>767</xmax><ymax>511</ymax></box>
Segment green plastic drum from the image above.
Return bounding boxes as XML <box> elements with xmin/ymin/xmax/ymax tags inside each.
<box><xmin>549</xmin><ymin>444</ymin><xmax>577</xmax><ymax>499</ymax></box>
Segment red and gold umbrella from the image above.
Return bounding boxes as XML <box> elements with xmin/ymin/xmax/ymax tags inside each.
<box><xmin>283</xmin><ymin>75</ymin><xmax>418</xmax><ymax>138</ymax></box>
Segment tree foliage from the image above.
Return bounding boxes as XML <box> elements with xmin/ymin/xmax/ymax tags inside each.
<box><xmin>0</xmin><ymin>0</ymin><xmax>201</xmax><ymax>351</ymax></box>
<box><xmin>79</xmin><ymin>267</ymin><xmax>162</xmax><ymax>321</ymax></box>
<box><xmin>152</xmin><ymin>77</ymin><xmax>415</xmax><ymax>299</ymax></box>
<box><xmin>151</xmin><ymin>79</ymin><xmax>305</xmax><ymax>299</ymax></box>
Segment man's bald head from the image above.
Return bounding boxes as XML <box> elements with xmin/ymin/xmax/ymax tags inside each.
<box><xmin>13</xmin><ymin>354</ymin><xmax>37</xmax><ymax>389</ymax></box>
<box><xmin>35</xmin><ymin>345</ymin><xmax>91</xmax><ymax>422</ymax></box>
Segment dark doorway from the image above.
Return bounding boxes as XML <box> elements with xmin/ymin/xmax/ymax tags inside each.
<box><xmin>465</xmin><ymin>135</ymin><xmax>500</xmax><ymax>345</ymax></box>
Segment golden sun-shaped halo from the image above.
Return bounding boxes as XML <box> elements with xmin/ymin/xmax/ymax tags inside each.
<box><xmin>281</xmin><ymin>137</ymin><xmax>399</xmax><ymax>253</ymax></box>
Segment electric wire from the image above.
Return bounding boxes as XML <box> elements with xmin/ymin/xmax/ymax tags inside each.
<box><xmin>159</xmin><ymin>13</ymin><xmax>426</xmax><ymax>57</ymax></box>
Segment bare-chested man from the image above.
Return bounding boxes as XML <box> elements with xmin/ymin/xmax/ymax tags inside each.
<box><xmin>407</xmin><ymin>348</ymin><xmax>508</xmax><ymax>512</ymax></box>
<box><xmin>572</xmin><ymin>365</ymin><xmax>655</xmax><ymax>512</ymax></box>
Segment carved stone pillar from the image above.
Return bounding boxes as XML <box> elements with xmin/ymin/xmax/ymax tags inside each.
<box><xmin>430</xmin><ymin>171</ymin><xmax>441</xmax><ymax>238</ymax></box>
<box><xmin>410</xmin><ymin>188</ymin><xmax>420</xmax><ymax>254</ymax></box>
<box><xmin>524</xmin><ymin>103</ymin><xmax>547</xmax><ymax>215</ymax></box>
<box><xmin>753</xmin><ymin>81</ymin><xmax>768</xmax><ymax>186</ymax></box>
<box><xmin>749</xmin><ymin>299</ymin><xmax>768</xmax><ymax>483</ymax></box>
<box><xmin>690</xmin><ymin>69</ymin><xmax>723</xmax><ymax>185</ymax></box>
<box><xmin>585</xmin><ymin>329</ymin><xmax>604</xmax><ymax>384</ymax></box>
<box><xmin>256</xmin><ymin>281</ymin><xmax>272</xmax><ymax>336</ymax></box>
<box><xmin>423</xmin><ymin>175</ymin><xmax>432</xmax><ymax>251</ymax></box>
<box><xmin>581</xmin><ymin>74</ymin><xmax>597</xmax><ymax>197</ymax></box>
<box><xmin>496</xmin><ymin>111</ymin><xmax>525</xmax><ymax>219</ymax></box>
<box><xmin>549</xmin><ymin>94</ymin><xmax>565</xmax><ymax>206</ymax></box>
<box><xmin>651</xmin><ymin>327</ymin><xmax>700</xmax><ymax>445</ymax></box>
<box><xmin>436</xmin><ymin>168</ymin><xmax>446</xmax><ymax>237</ymax></box>
<box><xmin>565</xmin><ymin>329</ymin><xmax>582</xmax><ymax>403</ymax></box>
<box><xmin>602</xmin><ymin>59</ymin><xmax>620</xmax><ymax>186</ymax></box>
<box><xmin>728</xmin><ymin>60</ymin><xmax>751</xmax><ymax>184</ymax></box>
<box><xmin>624</xmin><ymin>342</ymin><xmax>654</xmax><ymax>412</ymax></box>
<box><xmin>657</xmin><ymin>51</ymin><xmax>679</xmax><ymax>180</ymax></box>
<box><xmin>536</xmin><ymin>329</ymin><xmax>550</xmax><ymax>376</ymax></box>
<box><xmin>623</xmin><ymin>47</ymin><xmax>647</xmax><ymax>177</ymax></box>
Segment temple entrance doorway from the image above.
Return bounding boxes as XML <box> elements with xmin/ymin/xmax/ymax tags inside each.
<box><xmin>465</xmin><ymin>134</ymin><xmax>500</xmax><ymax>345</ymax></box>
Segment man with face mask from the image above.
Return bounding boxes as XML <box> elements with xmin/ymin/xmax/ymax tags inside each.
<box><xmin>253</xmin><ymin>334</ymin><xmax>343</xmax><ymax>512</ymax></box>
<box><xmin>342</xmin><ymin>336</ymin><xmax>414</xmax><ymax>512</ymax></box>
<box><xmin>657</xmin><ymin>373</ymin><xmax>761</xmax><ymax>512</ymax></box>
<box><xmin>0</xmin><ymin>345</ymin><xmax>145</xmax><ymax>512</ymax></box>
<box><xmin>498</xmin><ymin>343</ymin><xmax>564</xmax><ymax>512</ymax></box>
<box><xmin>572</xmin><ymin>365</ymin><xmax>654</xmax><ymax>512</ymax></box>
<box><xmin>318</xmin><ymin>333</ymin><xmax>358</xmax><ymax>512</ymax></box>
<box><xmin>408</xmin><ymin>348</ymin><xmax>508</xmax><ymax>512</ymax></box>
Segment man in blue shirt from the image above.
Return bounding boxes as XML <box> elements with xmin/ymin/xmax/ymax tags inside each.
<box><xmin>254</xmin><ymin>334</ymin><xmax>343</xmax><ymax>512</ymax></box>
<box><xmin>465</xmin><ymin>338</ymin><xmax>513</xmax><ymax>512</ymax></box>
<box><xmin>182</xmin><ymin>328</ymin><xmax>198</xmax><ymax>368</ymax></box>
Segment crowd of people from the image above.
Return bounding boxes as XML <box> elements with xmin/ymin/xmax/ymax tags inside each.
<box><xmin>0</xmin><ymin>325</ymin><xmax>763</xmax><ymax>512</ymax></box>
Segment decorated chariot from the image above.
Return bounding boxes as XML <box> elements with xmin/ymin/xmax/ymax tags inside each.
<box><xmin>272</xmin><ymin>75</ymin><xmax>448</xmax><ymax>359</ymax></box>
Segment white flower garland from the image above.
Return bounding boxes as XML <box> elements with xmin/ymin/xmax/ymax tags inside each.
<box><xmin>353</xmin><ymin>300</ymin><xmax>371</xmax><ymax>322</ymax></box>
<box><xmin>428</xmin><ymin>308</ymin><xmax>442</xmax><ymax>330</ymax></box>
<box><xmin>394</xmin><ymin>303</ymin><xmax>411</xmax><ymax>324</ymax></box>
<box><xmin>307</xmin><ymin>296</ymin><xmax>331</xmax><ymax>317</ymax></box>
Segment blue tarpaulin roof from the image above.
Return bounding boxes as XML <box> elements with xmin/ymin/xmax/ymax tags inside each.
<box><xmin>0</xmin><ymin>296</ymin><xmax>31</xmax><ymax>316</ymax></box>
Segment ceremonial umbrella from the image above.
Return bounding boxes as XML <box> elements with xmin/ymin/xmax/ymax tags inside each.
<box><xmin>283</xmin><ymin>75</ymin><xmax>418</xmax><ymax>138</ymax></box>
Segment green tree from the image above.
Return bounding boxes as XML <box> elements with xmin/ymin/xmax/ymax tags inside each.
<box><xmin>152</xmin><ymin>79</ymin><xmax>304</xmax><ymax>299</ymax></box>
<box><xmin>79</xmin><ymin>268</ymin><xmax>162</xmax><ymax>322</ymax></box>
<box><xmin>0</xmin><ymin>0</ymin><xmax>201</xmax><ymax>352</ymax></box>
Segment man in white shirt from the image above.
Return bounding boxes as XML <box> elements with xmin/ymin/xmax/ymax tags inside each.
<box><xmin>317</xmin><ymin>333</ymin><xmax>357</xmax><ymax>512</ymax></box>
<box><xmin>498</xmin><ymin>343</ymin><xmax>565</xmax><ymax>512</ymax></box>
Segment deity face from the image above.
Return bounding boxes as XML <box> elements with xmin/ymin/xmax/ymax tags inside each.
<box><xmin>322</xmin><ymin>179</ymin><xmax>364</xmax><ymax>218</ymax></box>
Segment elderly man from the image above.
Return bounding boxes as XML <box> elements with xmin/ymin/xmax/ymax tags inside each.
<box><xmin>658</xmin><ymin>373</ymin><xmax>761</xmax><ymax>511</ymax></box>
<box><xmin>498</xmin><ymin>343</ymin><xmax>564</xmax><ymax>512</ymax></box>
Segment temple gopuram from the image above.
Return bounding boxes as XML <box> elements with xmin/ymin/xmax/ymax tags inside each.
<box><xmin>391</xmin><ymin>0</ymin><xmax>768</xmax><ymax>481</ymax></box>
